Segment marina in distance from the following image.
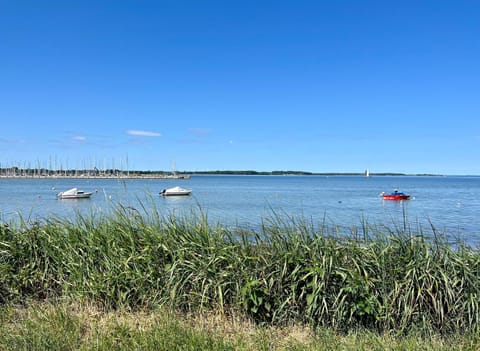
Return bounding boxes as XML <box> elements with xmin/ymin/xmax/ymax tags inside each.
<box><xmin>0</xmin><ymin>173</ymin><xmax>479</xmax><ymax>246</ymax></box>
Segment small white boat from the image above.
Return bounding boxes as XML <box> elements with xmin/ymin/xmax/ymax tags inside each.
<box><xmin>160</xmin><ymin>186</ymin><xmax>192</xmax><ymax>196</ymax></box>
<box><xmin>57</xmin><ymin>187</ymin><xmax>94</xmax><ymax>199</ymax></box>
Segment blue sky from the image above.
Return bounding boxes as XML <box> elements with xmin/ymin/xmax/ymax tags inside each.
<box><xmin>1</xmin><ymin>1</ymin><xmax>479</xmax><ymax>175</ymax></box>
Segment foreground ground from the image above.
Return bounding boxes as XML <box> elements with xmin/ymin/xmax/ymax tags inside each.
<box><xmin>1</xmin><ymin>302</ymin><xmax>480</xmax><ymax>351</ymax></box>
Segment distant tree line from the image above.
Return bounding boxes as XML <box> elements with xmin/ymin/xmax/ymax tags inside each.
<box><xmin>1</xmin><ymin>166</ymin><xmax>439</xmax><ymax>177</ymax></box>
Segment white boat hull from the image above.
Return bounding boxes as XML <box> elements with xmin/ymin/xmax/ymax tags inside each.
<box><xmin>57</xmin><ymin>188</ymin><xmax>94</xmax><ymax>199</ymax></box>
<box><xmin>160</xmin><ymin>186</ymin><xmax>192</xmax><ymax>196</ymax></box>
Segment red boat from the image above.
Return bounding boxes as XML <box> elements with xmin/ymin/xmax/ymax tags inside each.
<box><xmin>381</xmin><ymin>190</ymin><xmax>410</xmax><ymax>200</ymax></box>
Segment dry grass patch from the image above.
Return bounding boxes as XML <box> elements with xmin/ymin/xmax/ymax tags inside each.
<box><xmin>184</xmin><ymin>308</ymin><xmax>314</xmax><ymax>349</ymax></box>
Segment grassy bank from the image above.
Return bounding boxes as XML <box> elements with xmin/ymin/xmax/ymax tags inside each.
<box><xmin>2</xmin><ymin>302</ymin><xmax>480</xmax><ymax>351</ymax></box>
<box><xmin>1</xmin><ymin>205</ymin><xmax>480</xmax><ymax>344</ymax></box>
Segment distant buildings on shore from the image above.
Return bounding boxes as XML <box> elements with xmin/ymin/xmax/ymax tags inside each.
<box><xmin>0</xmin><ymin>166</ymin><xmax>191</xmax><ymax>179</ymax></box>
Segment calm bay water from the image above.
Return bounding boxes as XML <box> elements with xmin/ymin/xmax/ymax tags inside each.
<box><xmin>1</xmin><ymin>175</ymin><xmax>479</xmax><ymax>243</ymax></box>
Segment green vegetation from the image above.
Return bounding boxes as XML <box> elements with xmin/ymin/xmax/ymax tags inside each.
<box><xmin>1</xmin><ymin>206</ymin><xmax>480</xmax><ymax>349</ymax></box>
<box><xmin>2</xmin><ymin>302</ymin><xmax>480</xmax><ymax>350</ymax></box>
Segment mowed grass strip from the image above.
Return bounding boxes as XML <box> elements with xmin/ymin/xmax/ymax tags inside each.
<box><xmin>1</xmin><ymin>302</ymin><xmax>480</xmax><ymax>351</ymax></box>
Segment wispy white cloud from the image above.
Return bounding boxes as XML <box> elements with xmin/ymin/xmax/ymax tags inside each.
<box><xmin>0</xmin><ymin>137</ymin><xmax>26</xmax><ymax>144</ymax></box>
<box><xmin>126</xmin><ymin>130</ymin><xmax>161</xmax><ymax>137</ymax></box>
<box><xmin>72</xmin><ymin>135</ymin><xmax>87</xmax><ymax>142</ymax></box>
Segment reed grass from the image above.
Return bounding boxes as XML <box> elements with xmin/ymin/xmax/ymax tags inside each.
<box><xmin>1</xmin><ymin>204</ymin><xmax>480</xmax><ymax>336</ymax></box>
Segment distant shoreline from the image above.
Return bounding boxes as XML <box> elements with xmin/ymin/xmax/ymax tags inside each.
<box><xmin>0</xmin><ymin>171</ymin><xmax>450</xmax><ymax>179</ymax></box>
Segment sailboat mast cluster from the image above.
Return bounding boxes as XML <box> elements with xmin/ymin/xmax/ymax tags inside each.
<box><xmin>0</xmin><ymin>158</ymin><xmax>190</xmax><ymax>179</ymax></box>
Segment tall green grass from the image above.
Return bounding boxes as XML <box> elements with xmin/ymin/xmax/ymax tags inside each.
<box><xmin>1</xmin><ymin>204</ymin><xmax>480</xmax><ymax>335</ymax></box>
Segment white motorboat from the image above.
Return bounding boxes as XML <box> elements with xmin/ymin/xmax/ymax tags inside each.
<box><xmin>160</xmin><ymin>186</ymin><xmax>192</xmax><ymax>196</ymax></box>
<box><xmin>57</xmin><ymin>187</ymin><xmax>94</xmax><ymax>199</ymax></box>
